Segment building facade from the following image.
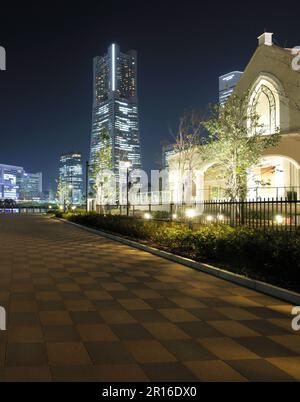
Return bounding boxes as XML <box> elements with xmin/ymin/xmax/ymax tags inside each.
<box><xmin>162</xmin><ymin>144</ymin><xmax>177</xmax><ymax>169</ymax></box>
<box><xmin>20</xmin><ymin>172</ymin><xmax>42</xmax><ymax>201</ymax></box>
<box><xmin>59</xmin><ymin>152</ymin><xmax>83</xmax><ymax>205</ymax></box>
<box><xmin>0</xmin><ymin>164</ymin><xmax>24</xmax><ymax>200</ymax></box>
<box><xmin>168</xmin><ymin>32</ymin><xmax>300</xmax><ymax>202</ymax></box>
<box><xmin>89</xmin><ymin>43</ymin><xmax>142</xmax><ymax>201</ymax></box>
<box><xmin>219</xmin><ymin>71</ymin><xmax>243</xmax><ymax>104</ymax></box>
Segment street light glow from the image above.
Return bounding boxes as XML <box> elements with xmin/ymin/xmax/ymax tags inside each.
<box><xmin>124</xmin><ymin>161</ymin><xmax>131</xmax><ymax>168</ymax></box>
<box><xmin>185</xmin><ymin>209</ymin><xmax>196</xmax><ymax>219</ymax></box>
<box><xmin>275</xmin><ymin>214</ymin><xmax>283</xmax><ymax>224</ymax></box>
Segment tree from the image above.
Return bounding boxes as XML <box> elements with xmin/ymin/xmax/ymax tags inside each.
<box><xmin>56</xmin><ymin>177</ymin><xmax>70</xmax><ymax>210</ymax></box>
<box><xmin>202</xmin><ymin>92</ymin><xmax>280</xmax><ymax>200</ymax></box>
<box><xmin>92</xmin><ymin>129</ymin><xmax>113</xmax><ymax>210</ymax></box>
<box><xmin>170</xmin><ymin>111</ymin><xmax>205</xmax><ymax>203</ymax></box>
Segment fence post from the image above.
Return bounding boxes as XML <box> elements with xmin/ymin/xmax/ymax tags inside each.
<box><xmin>170</xmin><ymin>203</ymin><xmax>173</xmax><ymax>219</ymax></box>
<box><xmin>241</xmin><ymin>200</ymin><xmax>245</xmax><ymax>225</ymax></box>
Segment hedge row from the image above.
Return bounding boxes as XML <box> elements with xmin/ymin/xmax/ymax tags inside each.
<box><xmin>57</xmin><ymin>212</ymin><xmax>300</xmax><ymax>292</ymax></box>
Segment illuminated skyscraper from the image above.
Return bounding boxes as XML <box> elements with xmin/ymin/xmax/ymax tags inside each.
<box><xmin>219</xmin><ymin>71</ymin><xmax>243</xmax><ymax>104</ymax></box>
<box><xmin>0</xmin><ymin>164</ymin><xmax>24</xmax><ymax>200</ymax></box>
<box><xmin>162</xmin><ymin>144</ymin><xmax>176</xmax><ymax>170</ymax></box>
<box><xmin>59</xmin><ymin>152</ymin><xmax>83</xmax><ymax>205</ymax></box>
<box><xmin>21</xmin><ymin>172</ymin><xmax>43</xmax><ymax>200</ymax></box>
<box><xmin>89</xmin><ymin>43</ymin><xmax>142</xmax><ymax>197</ymax></box>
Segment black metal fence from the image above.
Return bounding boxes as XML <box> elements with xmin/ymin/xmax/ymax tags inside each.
<box><xmin>97</xmin><ymin>198</ymin><xmax>300</xmax><ymax>231</ymax></box>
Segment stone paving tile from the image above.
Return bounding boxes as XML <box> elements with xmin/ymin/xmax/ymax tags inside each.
<box><xmin>2</xmin><ymin>366</ymin><xmax>52</xmax><ymax>382</ymax></box>
<box><xmin>184</xmin><ymin>360</ymin><xmax>247</xmax><ymax>381</ymax></box>
<box><xmin>0</xmin><ymin>214</ymin><xmax>299</xmax><ymax>381</ymax></box>
<box><xmin>236</xmin><ymin>336</ymin><xmax>297</xmax><ymax>358</ymax></box>
<box><xmin>93</xmin><ymin>364</ymin><xmax>149</xmax><ymax>382</ymax></box>
<box><xmin>47</xmin><ymin>342</ymin><xmax>92</xmax><ymax>366</ymax></box>
<box><xmin>226</xmin><ymin>359</ymin><xmax>294</xmax><ymax>382</ymax></box>
<box><xmin>141</xmin><ymin>362</ymin><xmax>198</xmax><ymax>381</ymax></box>
<box><xmin>198</xmin><ymin>337</ymin><xmax>259</xmax><ymax>360</ymax></box>
<box><xmin>268</xmin><ymin>334</ymin><xmax>300</xmax><ymax>354</ymax></box>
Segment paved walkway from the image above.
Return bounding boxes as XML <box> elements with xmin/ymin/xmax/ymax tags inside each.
<box><xmin>0</xmin><ymin>214</ymin><xmax>300</xmax><ymax>381</ymax></box>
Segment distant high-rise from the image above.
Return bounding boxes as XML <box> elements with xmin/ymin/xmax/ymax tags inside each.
<box><xmin>89</xmin><ymin>43</ymin><xmax>142</xmax><ymax>197</ymax></box>
<box><xmin>59</xmin><ymin>152</ymin><xmax>83</xmax><ymax>205</ymax></box>
<box><xmin>219</xmin><ymin>71</ymin><xmax>243</xmax><ymax>104</ymax></box>
<box><xmin>162</xmin><ymin>144</ymin><xmax>176</xmax><ymax>169</ymax></box>
<box><xmin>0</xmin><ymin>163</ymin><xmax>24</xmax><ymax>200</ymax></box>
<box><xmin>21</xmin><ymin>172</ymin><xmax>42</xmax><ymax>200</ymax></box>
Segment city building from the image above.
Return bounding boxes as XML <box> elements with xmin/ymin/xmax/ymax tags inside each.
<box><xmin>43</xmin><ymin>188</ymin><xmax>56</xmax><ymax>204</ymax></box>
<box><xmin>162</xmin><ymin>144</ymin><xmax>176</xmax><ymax>169</ymax></box>
<box><xmin>89</xmin><ymin>43</ymin><xmax>142</xmax><ymax>201</ymax></box>
<box><xmin>168</xmin><ymin>32</ymin><xmax>300</xmax><ymax>201</ymax></box>
<box><xmin>219</xmin><ymin>71</ymin><xmax>243</xmax><ymax>104</ymax></box>
<box><xmin>59</xmin><ymin>152</ymin><xmax>83</xmax><ymax>205</ymax></box>
<box><xmin>21</xmin><ymin>172</ymin><xmax>42</xmax><ymax>201</ymax></box>
<box><xmin>0</xmin><ymin>164</ymin><xmax>24</xmax><ymax>200</ymax></box>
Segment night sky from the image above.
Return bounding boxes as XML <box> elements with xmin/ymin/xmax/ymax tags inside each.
<box><xmin>0</xmin><ymin>0</ymin><xmax>299</xmax><ymax>191</ymax></box>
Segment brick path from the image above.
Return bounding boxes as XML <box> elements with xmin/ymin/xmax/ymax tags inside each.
<box><xmin>0</xmin><ymin>214</ymin><xmax>300</xmax><ymax>381</ymax></box>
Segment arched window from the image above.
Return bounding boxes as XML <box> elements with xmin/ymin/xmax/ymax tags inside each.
<box><xmin>254</xmin><ymin>85</ymin><xmax>276</xmax><ymax>134</ymax></box>
<box><xmin>248</xmin><ymin>75</ymin><xmax>281</xmax><ymax>135</ymax></box>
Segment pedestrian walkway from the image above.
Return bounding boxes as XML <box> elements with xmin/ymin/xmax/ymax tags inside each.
<box><xmin>0</xmin><ymin>214</ymin><xmax>299</xmax><ymax>381</ymax></box>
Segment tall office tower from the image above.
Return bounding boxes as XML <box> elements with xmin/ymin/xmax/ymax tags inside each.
<box><xmin>0</xmin><ymin>163</ymin><xmax>24</xmax><ymax>200</ymax></box>
<box><xmin>219</xmin><ymin>71</ymin><xmax>243</xmax><ymax>104</ymax></box>
<box><xmin>162</xmin><ymin>144</ymin><xmax>177</xmax><ymax>170</ymax></box>
<box><xmin>89</xmin><ymin>43</ymin><xmax>142</xmax><ymax>198</ymax></box>
<box><xmin>59</xmin><ymin>152</ymin><xmax>83</xmax><ymax>205</ymax></box>
<box><xmin>21</xmin><ymin>172</ymin><xmax>43</xmax><ymax>201</ymax></box>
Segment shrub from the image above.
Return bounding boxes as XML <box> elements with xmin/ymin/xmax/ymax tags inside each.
<box><xmin>57</xmin><ymin>212</ymin><xmax>300</xmax><ymax>292</ymax></box>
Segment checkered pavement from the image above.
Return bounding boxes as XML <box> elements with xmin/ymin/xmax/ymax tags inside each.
<box><xmin>0</xmin><ymin>214</ymin><xmax>299</xmax><ymax>381</ymax></box>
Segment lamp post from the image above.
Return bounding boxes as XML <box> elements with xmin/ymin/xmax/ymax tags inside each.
<box><xmin>185</xmin><ymin>208</ymin><xmax>196</xmax><ymax>230</ymax></box>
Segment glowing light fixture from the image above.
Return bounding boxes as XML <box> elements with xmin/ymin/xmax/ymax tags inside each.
<box><xmin>217</xmin><ymin>214</ymin><xmax>224</xmax><ymax>221</ymax></box>
<box><xmin>172</xmin><ymin>213</ymin><xmax>178</xmax><ymax>219</ymax></box>
<box><xmin>123</xmin><ymin>161</ymin><xmax>131</xmax><ymax>168</ymax></box>
<box><xmin>275</xmin><ymin>214</ymin><xmax>283</xmax><ymax>224</ymax></box>
<box><xmin>206</xmin><ymin>215</ymin><xmax>213</xmax><ymax>222</ymax></box>
<box><xmin>144</xmin><ymin>212</ymin><xmax>151</xmax><ymax>220</ymax></box>
<box><xmin>59</xmin><ymin>205</ymin><xmax>63</xmax><ymax>210</ymax></box>
<box><xmin>185</xmin><ymin>209</ymin><xmax>196</xmax><ymax>219</ymax></box>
